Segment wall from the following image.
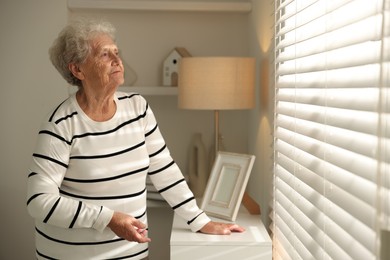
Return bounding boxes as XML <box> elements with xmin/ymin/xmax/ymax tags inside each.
<box><xmin>247</xmin><ymin>0</ymin><xmax>275</xmax><ymax>228</ymax></box>
<box><xmin>0</xmin><ymin>1</ymin><xmax>68</xmax><ymax>259</ymax></box>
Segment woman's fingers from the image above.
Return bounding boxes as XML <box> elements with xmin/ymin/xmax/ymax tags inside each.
<box><xmin>199</xmin><ymin>221</ymin><xmax>245</xmax><ymax>235</ymax></box>
<box><xmin>108</xmin><ymin>211</ymin><xmax>151</xmax><ymax>243</ymax></box>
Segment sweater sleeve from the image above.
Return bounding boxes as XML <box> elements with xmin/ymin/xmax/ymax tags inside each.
<box><xmin>26</xmin><ymin>119</ymin><xmax>114</xmax><ymax>232</ymax></box>
<box><xmin>139</xmin><ymin>97</ymin><xmax>211</xmax><ymax>232</ymax></box>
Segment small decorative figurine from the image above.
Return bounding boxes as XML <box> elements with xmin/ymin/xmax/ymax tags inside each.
<box><xmin>163</xmin><ymin>47</ymin><xmax>191</xmax><ymax>86</ymax></box>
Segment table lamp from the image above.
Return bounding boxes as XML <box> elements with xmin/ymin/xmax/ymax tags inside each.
<box><xmin>178</xmin><ymin>57</ymin><xmax>255</xmax><ymax>157</ymax></box>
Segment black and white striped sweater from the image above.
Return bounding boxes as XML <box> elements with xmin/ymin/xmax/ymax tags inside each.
<box><xmin>27</xmin><ymin>92</ymin><xmax>210</xmax><ymax>259</ymax></box>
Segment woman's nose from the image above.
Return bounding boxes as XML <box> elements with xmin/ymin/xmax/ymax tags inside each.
<box><xmin>112</xmin><ymin>53</ymin><xmax>122</xmax><ymax>65</ymax></box>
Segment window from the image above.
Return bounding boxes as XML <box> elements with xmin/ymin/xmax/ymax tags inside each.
<box><xmin>272</xmin><ymin>0</ymin><xmax>390</xmax><ymax>259</ymax></box>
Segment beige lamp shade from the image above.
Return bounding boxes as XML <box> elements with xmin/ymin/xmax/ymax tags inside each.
<box><xmin>178</xmin><ymin>57</ymin><xmax>255</xmax><ymax>110</ymax></box>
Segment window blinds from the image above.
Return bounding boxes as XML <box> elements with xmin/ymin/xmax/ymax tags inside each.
<box><xmin>272</xmin><ymin>0</ymin><xmax>390</xmax><ymax>259</ymax></box>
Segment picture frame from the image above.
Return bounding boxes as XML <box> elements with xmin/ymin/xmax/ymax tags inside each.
<box><xmin>201</xmin><ymin>151</ymin><xmax>255</xmax><ymax>222</ymax></box>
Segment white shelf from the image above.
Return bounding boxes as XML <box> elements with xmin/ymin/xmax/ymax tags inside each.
<box><xmin>67</xmin><ymin>0</ymin><xmax>252</xmax><ymax>13</ymax></box>
<box><xmin>68</xmin><ymin>85</ymin><xmax>178</xmax><ymax>96</ymax></box>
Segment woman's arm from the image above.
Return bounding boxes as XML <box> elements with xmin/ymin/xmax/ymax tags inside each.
<box><xmin>139</xmin><ymin>97</ymin><xmax>244</xmax><ymax>234</ymax></box>
<box><xmin>26</xmin><ymin>121</ymin><xmax>113</xmax><ymax>231</ymax></box>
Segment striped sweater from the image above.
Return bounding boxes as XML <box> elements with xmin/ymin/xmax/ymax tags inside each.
<box><xmin>26</xmin><ymin>92</ymin><xmax>210</xmax><ymax>259</ymax></box>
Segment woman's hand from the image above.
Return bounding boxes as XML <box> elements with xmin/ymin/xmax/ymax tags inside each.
<box><xmin>199</xmin><ymin>221</ymin><xmax>245</xmax><ymax>235</ymax></box>
<box><xmin>107</xmin><ymin>211</ymin><xmax>151</xmax><ymax>243</ymax></box>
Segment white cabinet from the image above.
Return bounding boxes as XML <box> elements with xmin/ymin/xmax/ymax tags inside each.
<box><xmin>170</xmin><ymin>209</ymin><xmax>272</xmax><ymax>260</ymax></box>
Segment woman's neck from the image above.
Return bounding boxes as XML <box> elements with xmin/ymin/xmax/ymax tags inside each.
<box><xmin>76</xmin><ymin>88</ymin><xmax>117</xmax><ymax>122</ymax></box>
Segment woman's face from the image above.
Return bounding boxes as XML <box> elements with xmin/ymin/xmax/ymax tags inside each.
<box><xmin>78</xmin><ymin>34</ymin><xmax>124</xmax><ymax>91</ymax></box>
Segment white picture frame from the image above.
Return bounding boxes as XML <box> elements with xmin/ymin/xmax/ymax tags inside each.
<box><xmin>201</xmin><ymin>151</ymin><xmax>255</xmax><ymax>221</ymax></box>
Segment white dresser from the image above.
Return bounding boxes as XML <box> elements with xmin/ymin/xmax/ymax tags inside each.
<box><xmin>170</xmin><ymin>208</ymin><xmax>272</xmax><ymax>260</ymax></box>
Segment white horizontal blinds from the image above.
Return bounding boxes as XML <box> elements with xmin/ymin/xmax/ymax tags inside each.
<box><xmin>273</xmin><ymin>0</ymin><xmax>387</xmax><ymax>259</ymax></box>
<box><xmin>379</xmin><ymin>0</ymin><xmax>390</xmax><ymax>237</ymax></box>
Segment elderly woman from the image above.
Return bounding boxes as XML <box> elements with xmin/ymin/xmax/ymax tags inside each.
<box><xmin>26</xmin><ymin>19</ymin><xmax>244</xmax><ymax>260</ymax></box>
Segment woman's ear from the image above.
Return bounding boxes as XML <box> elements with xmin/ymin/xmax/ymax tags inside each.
<box><xmin>68</xmin><ymin>63</ymin><xmax>85</xmax><ymax>80</ymax></box>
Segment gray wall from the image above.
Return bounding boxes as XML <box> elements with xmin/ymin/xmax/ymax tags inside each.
<box><xmin>0</xmin><ymin>1</ymin><xmax>68</xmax><ymax>259</ymax></box>
<box><xmin>247</xmin><ymin>0</ymin><xmax>275</xmax><ymax>229</ymax></box>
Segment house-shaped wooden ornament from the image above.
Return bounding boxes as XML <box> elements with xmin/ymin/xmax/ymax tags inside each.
<box><xmin>163</xmin><ymin>47</ymin><xmax>191</xmax><ymax>86</ymax></box>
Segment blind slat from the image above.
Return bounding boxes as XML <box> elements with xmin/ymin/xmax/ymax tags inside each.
<box><xmin>276</xmin><ymin>102</ymin><xmax>379</xmax><ymax>136</ymax></box>
<box><xmin>278</xmin><ymin>38</ymin><xmax>382</xmax><ymax>66</ymax></box>
<box><xmin>277</xmin><ymin>41</ymin><xmax>382</xmax><ymax>74</ymax></box>
<box><xmin>277</xmin><ymin>64</ymin><xmax>381</xmax><ymax>88</ymax></box>
<box><xmin>277</xmin><ymin>88</ymin><xmax>379</xmax><ymax>112</ymax></box>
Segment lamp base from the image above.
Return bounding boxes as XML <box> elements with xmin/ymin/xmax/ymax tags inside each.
<box><xmin>214</xmin><ymin>110</ymin><xmax>219</xmax><ymax>158</ymax></box>
<box><xmin>209</xmin><ymin>133</ymin><xmax>226</xmax><ymax>170</ymax></box>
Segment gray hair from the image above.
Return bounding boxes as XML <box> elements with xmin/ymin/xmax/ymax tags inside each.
<box><xmin>49</xmin><ymin>19</ymin><xmax>116</xmax><ymax>87</ymax></box>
